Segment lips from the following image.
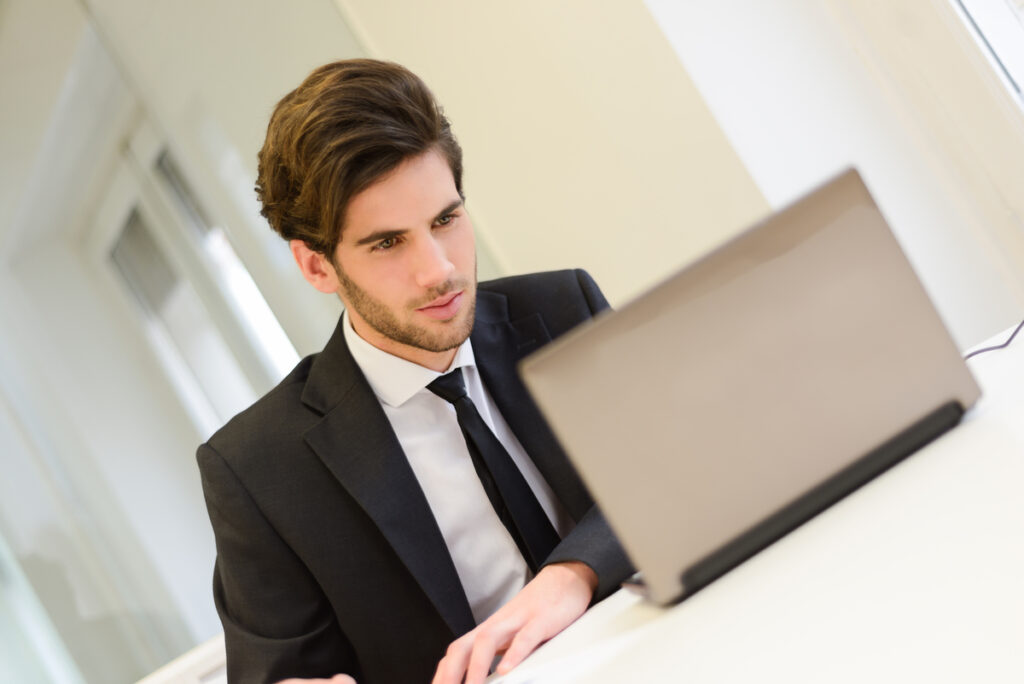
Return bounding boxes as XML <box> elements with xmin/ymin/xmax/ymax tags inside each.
<box><xmin>416</xmin><ymin>291</ymin><xmax>463</xmax><ymax>320</ymax></box>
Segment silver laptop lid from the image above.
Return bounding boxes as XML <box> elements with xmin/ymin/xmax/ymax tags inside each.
<box><xmin>520</xmin><ymin>169</ymin><xmax>981</xmax><ymax>604</ymax></box>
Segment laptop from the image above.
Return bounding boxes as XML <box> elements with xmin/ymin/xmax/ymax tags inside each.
<box><xmin>519</xmin><ymin>168</ymin><xmax>981</xmax><ymax>605</ymax></box>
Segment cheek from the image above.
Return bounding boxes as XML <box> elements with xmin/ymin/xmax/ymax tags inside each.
<box><xmin>455</xmin><ymin>224</ymin><xmax>477</xmax><ymax>265</ymax></box>
<box><xmin>341</xmin><ymin>258</ymin><xmax>404</xmax><ymax>302</ymax></box>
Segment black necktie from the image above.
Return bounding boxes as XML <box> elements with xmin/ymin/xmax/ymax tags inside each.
<box><xmin>427</xmin><ymin>368</ymin><xmax>560</xmax><ymax>572</ymax></box>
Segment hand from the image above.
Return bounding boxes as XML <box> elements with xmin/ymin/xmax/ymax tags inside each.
<box><xmin>432</xmin><ymin>561</ymin><xmax>598</xmax><ymax>684</ymax></box>
<box><xmin>276</xmin><ymin>676</ymin><xmax>355</xmax><ymax>684</ymax></box>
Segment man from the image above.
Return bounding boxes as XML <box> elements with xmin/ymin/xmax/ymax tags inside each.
<box><xmin>197</xmin><ymin>59</ymin><xmax>632</xmax><ymax>684</ymax></box>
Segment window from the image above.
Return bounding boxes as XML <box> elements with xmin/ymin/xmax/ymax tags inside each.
<box><xmin>153</xmin><ymin>152</ymin><xmax>298</xmax><ymax>381</ymax></box>
<box><xmin>0</xmin><ymin>529</ymin><xmax>82</xmax><ymax>683</ymax></box>
<box><xmin>111</xmin><ymin>207</ymin><xmax>256</xmax><ymax>435</ymax></box>
<box><xmin>955</xmin><ymin>0</ymin><xmax>1024</xmax><ymax>109</ymax></box>
<box><xmin>105</xmin><ymin>140</ymin><xmax>300</xmax><ymax>438</ymax></box>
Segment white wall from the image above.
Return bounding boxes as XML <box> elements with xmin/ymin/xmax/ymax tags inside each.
<box><xmin>0</xmin><ymin>21</ymin><xmax>215</xmax><ymax>661</ymax></box>
<box><xmin>646</xmin><ymin>0</ymin><xmax>1024</xmax><ymax>349</ymax></box>
<box><xmin>0</xmin><ymin>0</ymin><xmax>367</xmax><ymax>678</ymax></box>
<box><xmin>0</xmin><ymin>268</ymin><xmax>197</xmax><ymax>681</ymax></box>
<box><xmin>0</xmin><ymin>396</ymin><xmax>86</xmax><ymax>684</ymax></box>
<box><xmin>0</xmin><ymin>3</ymin><xmax>198</xmax><ymax>680</ymax></box>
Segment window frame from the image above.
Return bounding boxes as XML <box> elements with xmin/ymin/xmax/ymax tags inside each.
<box><xmin>87</xmin><ymin>119</ymin><xmax>298</xmax><ymax>437</ymax></box>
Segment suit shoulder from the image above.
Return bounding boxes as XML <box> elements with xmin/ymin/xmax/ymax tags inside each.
<box><xmin>200</xmin><ymin>353</ymin><xmax>319</xmax><ymax>467</ymax></box>
<box><xmin>480</xmin><ymin>269</ymin><xmax>589</xmax><ymax>296</ymax></box>
<box><xmin>480</xmin><ymin>269</ymin><xmax>609</xmax><ymax>323</ymax></box>
<box><xmin>481</xmin><ymin>269</ymin><xmax>606</xmax><ymax>310</ymax></box>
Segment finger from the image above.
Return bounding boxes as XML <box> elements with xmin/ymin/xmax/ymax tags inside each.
<box><xmin>433</xmin><ymin>633</ymin><xmax>474</xmax><ymax>684</ymax></box>
<box><xmin>495</xmin><ymin>621</ymin><xmax>546</xmax><ymax>676</ymax></box>
<box><xmin>463</xmin><ymin>627</ymin><xmax>502</xmax><ymax>684</ymax></box>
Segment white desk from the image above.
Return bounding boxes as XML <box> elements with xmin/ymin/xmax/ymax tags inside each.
<box><xmin>494</xmin><ymin>326</ymin><xmax>1024</xmax><ymax>684</ymax></box>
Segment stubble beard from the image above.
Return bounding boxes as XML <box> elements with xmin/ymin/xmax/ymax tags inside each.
<box><xmin>336</xmin><ymin>265</ymin><xmax>477</xmax><ymax>353</ymax></box>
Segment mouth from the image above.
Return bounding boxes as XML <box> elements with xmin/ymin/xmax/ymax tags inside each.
<box><xmin>416</xmin><ymin>290</ymin><xmax>464</xmax><ymax>320</ymax></box>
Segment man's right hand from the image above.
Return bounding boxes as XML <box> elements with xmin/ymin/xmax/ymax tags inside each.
<box><xmin>277</xmin><ymin>676</ymin><xmax>355</xmax><ymax>684</ymax></box>
<box><xmin>432</xmin><ymin>561</ymin><xmax>598</xmax><ymax>684</ymax></box>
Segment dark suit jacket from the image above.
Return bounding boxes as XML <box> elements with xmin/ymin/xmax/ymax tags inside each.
<box><xmin>197</xmin><ymin>270</ymin><xmax>633</xmax><ymax>684</ymax></box>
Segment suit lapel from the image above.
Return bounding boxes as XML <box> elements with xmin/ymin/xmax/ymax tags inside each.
<box><xmin>296</xmin><ymin>288</ymin><xmax>593</xmax><ymax>636</ymax></box>
<box><xmin>472</xmin><ymin>291</ymin><xmax>594</xmax><ymax>519</ymax></box>
<box><xmin>301</xmin><ymin>319</ymin><xmax>476</xmax><ymax>637</ymax></box>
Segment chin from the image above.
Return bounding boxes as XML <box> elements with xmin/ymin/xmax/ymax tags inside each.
<box><xmin>429</xmin><ymin>310</ymin><xmax>475</xmax><ymax>351</ymax></box>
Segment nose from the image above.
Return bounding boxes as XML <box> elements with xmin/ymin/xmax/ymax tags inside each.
<box><xmin>413</xmin><ymin>233</ymin><xmax>455</xmax><ymax>289</ymax></box>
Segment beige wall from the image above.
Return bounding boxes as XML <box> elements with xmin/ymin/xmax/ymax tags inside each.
<box><xmin>336</xmin><ymin>0</ymin><xmax>770</xmax><ymax>305</ymax></box>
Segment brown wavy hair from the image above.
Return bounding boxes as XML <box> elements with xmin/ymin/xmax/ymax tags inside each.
<box><xmin>255</xmin><ymin>59</ymin><xmax>464</xmax><ymax>256</ymax></box>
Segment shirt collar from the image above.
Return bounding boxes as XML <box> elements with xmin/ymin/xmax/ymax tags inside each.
<box><xmin>342</xmin><ymin>308</ymin><xmax>476</xmax><ymax>408</ymax></box>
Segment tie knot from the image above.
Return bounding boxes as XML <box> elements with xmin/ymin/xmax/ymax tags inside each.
<box><xmin>427</xmin><ymin>368</ymin><xmax>468</xmax><ymax>404</ymax></box>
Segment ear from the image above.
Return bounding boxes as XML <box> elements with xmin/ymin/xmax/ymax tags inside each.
<box><xmin>290</xmin><ymin>240</ymin><xmax>341</xmax><ymax>294</ymax></box>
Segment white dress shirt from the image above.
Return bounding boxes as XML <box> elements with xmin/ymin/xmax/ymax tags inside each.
<box><xmin>342</xmin><ymin>310</ymin><xmax>572</xmax><ymax>624</ymax></box>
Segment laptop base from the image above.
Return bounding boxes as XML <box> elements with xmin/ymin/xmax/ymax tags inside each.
<box><xmin>674</xmin><ymin>400</ymin><xmax>966</xmax><ymax>603</ymax></box>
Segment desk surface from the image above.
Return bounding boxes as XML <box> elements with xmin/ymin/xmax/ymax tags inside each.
<box><xmin>494</xmin><ymin>326</ymin><xmax>1024</xmax><ymax>683</ymax></box>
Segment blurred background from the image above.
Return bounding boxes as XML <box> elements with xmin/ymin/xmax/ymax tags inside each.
<box><xmin>1</xmin><ymin>1</ymin><xmax>1022</xmax><ymax>680</ymax></box>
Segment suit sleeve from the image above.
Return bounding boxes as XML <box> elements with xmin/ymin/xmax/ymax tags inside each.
<box><xmin>540</xmin><ymin>269</ymin><xmax>635</xmax><ymax>601</ymax></box>
<box><xmin>545</xmin><ymin>507</ymin><xmax>633</xmax><ymax>601</ymax></box>
<box><xmin>197</xmin><ymin>443</ymin><xmax>361</xmax><ymax>683</ymax></box>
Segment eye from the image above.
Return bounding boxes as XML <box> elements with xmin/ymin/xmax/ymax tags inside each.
<box><xmin>435</xmin><ymin>213</ymin><xmax>456</xmax><ymax>227</ymax></box>
<box><xmin>374</xmin><ymin>236</ymin><xmax>399</xmax><ymax>251</ymax></box>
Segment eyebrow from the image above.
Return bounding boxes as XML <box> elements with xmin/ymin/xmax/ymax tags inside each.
<box><xmin>354</xmin><ymin>228</ymin><xmax>406</xmax><ymax>247</ymax></box>
<box><xmin>433</xmin><ymin>199</ymin><xmax>464</xmax><ymax>223</ymax></box>
<box><xmin>352</xmin><ymin>199</ymin><xmax>465</xmax><ymax>247</ymax></box>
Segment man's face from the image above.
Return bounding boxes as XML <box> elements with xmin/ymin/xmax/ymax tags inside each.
<box><xmin>330</xmin><ymin>148</ymin><xmax>477</xmax><ymax>369</ymax></box>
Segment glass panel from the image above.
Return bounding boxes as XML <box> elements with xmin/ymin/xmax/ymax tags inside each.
<box><xmin>956</xmin><ymin>0</ymin><xmax>1024</xmax><ymax>108</ymax></box>
<box><xmin>111</xmin><ymin>208</ymin><xmax>256</xmax><ymax>432</ymax></box>
<box><xmin>154</xmin><ymin>152</ymin><xmax>299</xmax><ymax>380</ymax></box>
<box><xmin>155</xmin><ymin>152</ymin><xmax>214</xmax><ymax>238</ymax></box>
<box><xmin>0</xmin><ymin>533</ymin><xmax>84</xmax><ymax>683</ymax></box>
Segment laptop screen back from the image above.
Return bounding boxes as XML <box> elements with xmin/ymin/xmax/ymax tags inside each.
<box><xmin>519</xmin><ymin>169</ymin><xmax>981</xmax><ymax>604</ymax></box>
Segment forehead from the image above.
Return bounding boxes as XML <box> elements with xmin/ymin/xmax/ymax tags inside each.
<box><xmin>341</xmin><ymin>149</ymin><xmax>458</xmax><ymax>242</ymax></box>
